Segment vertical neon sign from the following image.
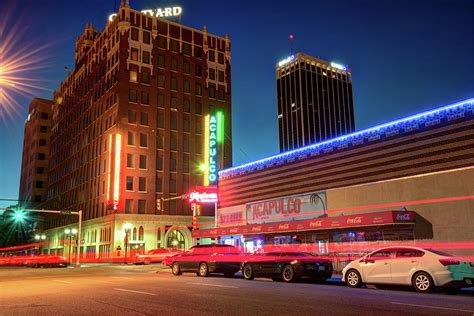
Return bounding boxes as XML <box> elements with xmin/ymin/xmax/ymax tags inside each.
<box><xmin>113</xmin><ymin>134</ymin><xmax>121</xmax><ymax>207</ymax></box>
<box><xmin>106</xmin><ymin>134</ymin><xmax>112</xmax><ymax>204</ymax></box>
<box><xmin>204</xmin><ymin>111</ymin><xmax>224</xmax><ymax>186</ymax></box>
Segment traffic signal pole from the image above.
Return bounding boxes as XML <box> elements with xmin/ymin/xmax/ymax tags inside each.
<box><xmin>0</xmin><ymin>208</ymin><xmax>83</xmax><ymax>266</ymax></box>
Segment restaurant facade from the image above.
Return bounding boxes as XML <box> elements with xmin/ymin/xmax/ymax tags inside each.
<box><xmin>193</xmin><ymin>98</ymin><xmax>474</xmax><ymax>257</ymax></box>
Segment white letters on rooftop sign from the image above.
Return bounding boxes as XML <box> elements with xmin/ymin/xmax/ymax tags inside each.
<box><xmin>108</xmin><ymin>7</ymin><xmax>182</xmax><ymax>22</ymax></box>
<box><xmin>330</xmin><ymin>62</ymin><xmax>347</xmax><ymax>71</ymax></box>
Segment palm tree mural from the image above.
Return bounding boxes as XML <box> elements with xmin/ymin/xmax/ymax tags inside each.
<box><xmin>310</xmin><ymin>193</ymin><xmax>327</xmax><ymax>218</ymax></box>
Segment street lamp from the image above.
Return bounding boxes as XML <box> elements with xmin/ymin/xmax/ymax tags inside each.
<box><xmin>123</xmin><ymin>223</ymin><xmax>132</xmax><ymax>263</ymax></box>
<box><xmin>64</xmin><ymin>228</ymin><xmax>77</xmax><ymax>264</ymax></box>
<box><xmin>35</xmin><ymin>234</ymin><xmax>40</xmax><ymax>240</ymax></box>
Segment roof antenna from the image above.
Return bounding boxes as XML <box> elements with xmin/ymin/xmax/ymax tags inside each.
<box><xmin>289</xmin><ymin>34</ymin><xmax>295</xmax><ymax>55</ymax></box>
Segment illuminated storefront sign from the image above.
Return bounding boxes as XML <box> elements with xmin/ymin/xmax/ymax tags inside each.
<box><xmin>330</xmin><ymin>62</ymin><xmax>347</xmax><ymax>71</ymax></box>
<box><xmin>108</xmin><ymin>6</ymin><xmax>182</xmax><ymax>22</ymax></box>
<box><xmin>204</xmin><ymin>111</ymin><xmax>224</xmax><ymax>186</ymax></box>
<box><xmin>113</xmin><ymin>134</ymin><xmax>122</xmax><ymax>207</ymax></box>
<box><xmin>246</xmin><ymin>191</ymin><xmax>326</xmax><ymax>224</ymax></box>
<box><xmin>106</xmin><ymin>134</ymin><xmax>112</xmax><ymax>204</ymax></box>
<box><xmin>278</xmin><ymin>55</ymin><xmax>295</xmax><ymax>67</ymax></box>
<box><xmin>187</xmin><ymin>186</ymin><xmax>218</xmax><ymax>203</ymax></box>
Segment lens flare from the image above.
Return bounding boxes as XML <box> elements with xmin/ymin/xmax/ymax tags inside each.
<box><xmin>0</xmin><ymin>4</ymin><xmax>53</xmax><ymax>124</ymax></box>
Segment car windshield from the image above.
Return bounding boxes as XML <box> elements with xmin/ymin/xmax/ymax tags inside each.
<box><xmin>424</xmin><ymin>249</ymin><xmax>453</xmax><ymax>257</ymax></box>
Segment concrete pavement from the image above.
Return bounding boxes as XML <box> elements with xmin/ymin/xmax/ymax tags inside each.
<box><xmin>1</xmin><ymin>265</ymin><xmax>474</xmax><ymax>315</ymax></box>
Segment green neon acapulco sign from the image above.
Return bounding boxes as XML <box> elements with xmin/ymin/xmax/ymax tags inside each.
<box><xmin>207</xmin><ymin>111</ymin><xmax>224</xmax><ymax>185</ymax></box>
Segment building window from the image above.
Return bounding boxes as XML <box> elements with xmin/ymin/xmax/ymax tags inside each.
<box><xmin>195</xmin><ymin>137</ymin><xmax>202</xmax><ymax>154</ymax></box>
<box><xmin>171</xmin><ymin>77</ymin><xmax>177</xmax><ymax>91</ymax></box>
<box><xmin>195</xmin><ymin>83</ymin><xmax>202</xmax><ymax>96</ymax></box>
<box><xmin>141</xmin><ymin>91</ymin><xmax>149</xmax><ymax>105</ymax></box>
<box><xmin>170</xmin><ymin>39</ymin><xmax>179</xmax><ymax>52</ymax></box>
<box><xmin>196</xmin><ymin>117</ymin><xmax>202</xmax><ymax>134</ymax></box>
<box><xmin>131</xmin><ymin>28</ymin><xmax>139</xmax><ymax>41</ymax></box>
<box><xmin>158</xmin><ymin>36</ymin><xmax>166</xmax><ymax>48</ymax></box>
<box><xmin>138</xmin><ymin>177</ymin><xmax>146</xmax><ymax>192</ymax></box>
<box><xmin>139</xmin><ymin>133</ymin><xmax>148</xmax><ymax>147</ymax></box>
<box><xmin>126</xmin><ymin>176</ymin><xmax>134</xmax><ymax>191</ymax></box>
<box><xmin>170</xmin><ymin>113</ymin><xmax>177</xmax><ymax>130</ymax></box>
<box><xmin>40</xmin><ymin>112</ymin><xmax>49</xmax><ymax>119</ymax></box>
<box><xmin>156</xmin><ymin>173</ymin><xmax>163</xmax><ymax>192</ymax></box>
<box><xmin>157</xmin><ymin>95</ymin><xmax>164</xmax><ymax>107</ymax></box>
<box><xmin>139</xmin><ymin>155</ymin><xmax>147</xmax><ymax>169</ymax></box>
<box><xmin>36</xmin><ymin>167</ymin><xmax>44</xmax><ymax>174</ymax></box>
<box><xmin>209</xmin><ymin>68</ymin><xmax>216</xmax><ymax>80</ymax></box>
<box><xmin>183</xmin><ymin>80</ymin><xmax>190</xmax><ymax>93</ymax></box>
<box><xmin>171</xmin><ymin>58</ymin><xmax>178</xmax><ymax>71</ymax></box>
<box><xmin>170</xmin><ymin>174</ymin><xmax>177</xmax><ymax>193</ymax></box>
<box><xmin>183</xmin><ymin>156</ymin><xmax>189</xmax><ymax>173</ymax></box>
<box><xmin>39</xmin><ymin>139</ymin><xmax>47</xmax><ymax>146</ymax></box>
<box><xmin>138</xmin><ymin>201</ymin><xmax>146</xmax><ymax>214</ymax></box>
<box><xmin>142</xmin><ymin>51</ymin><xmax>150</xmax><ymax>64</ymax></box>
<box><xmin>194</xmin><ymin>47</ymin><xmax>202</xmax><ymax>59</ymax></box>
<box><xmin>208</xmin><ymin>50</ymin><xmax>215</xmax><ymax>62</ymax></box>
<box><xmin>125</xmin><ymin>199</ymin><xmax>133</xmax><ymax>214</ymax></box>
<box><xmin>143</xmin><ymin>31</ymin><xmax>150</xmax><ymax>44</ymax></box>
<box><xmin>36</xmin><ymin>181</ymin><xmax>43</xmax><ymax>188</ymax></box>
<box><xmin>131</xmin><ymin>48</ymin><xmax>139</xmax><ymax>61</ymax></box>
<box><xmin>158</xmin><ymin>55</ymin><xmax>165</xmax><ymax>68</ymax></box>
<box><xmin>195</xmin><ymin>64</ymin><xmax>202</xmax><ymax>77</ymax></box>
<box><xmin>218</xmin><ymin>70</ymin><xmax>224</xmax><ymax>82</ymax></box>
<box><xmin>183</xmin><ymin>61</ymin><xmax>190</xmax><ymax>74</ymax></box>
<box><xmin>183</xmin><ymin>43</ymin><xmax>191</xmax><ymax>56</ymax></box>
<box><xmin>170</xmin><ymin>153</ymin><xmax>176</xmax><ymax>172</ymax></box>
<box><xmin>38</xmin><ymin>153</ymin><xmax>45</xmax><ymax>160</ymax></box>
<box><xmin>218</xmin><ymin>53</ymin><xmax>224</xmax><ymax>64</ymax></box>
<box><xmin>127</xmin><ymin>153</ymin><xmax>134</xmax><ymax>168</ymax></box>
<box><xmin>156</xmin><ymin>152</ymin><xmax>163</xmax><ymax>170</ymax></box>
<box><xmin>129</xmin><ymin>89</ymin><xmax>137</xmax><ymax>102</ymax></box>
<box><xmin>40</xmin><ymin>126</ymin><xmax>47</xmax><ymax>133</ymax></box>
<box><xmin>130</xmin><ymin>70</ymin><xmax>137</xmax><ymax>82</ymax></box>
<box><xmin>127</xmin><ymin>131</ymin><xmax>135</xmax><ymax>146</ymax></box>
<box><xmin>218</xmin><ymin>88</ymin><xmax>225</xmax><ymax>100</ymax></box>
<box><xmin>170</xmin><ymin>133</ymin><xmax>177</xmax><ymax>151</ymax></box>
<box><xmin>157</xmin><ymin>110</ymin><xmax>164</xmax><ymax>128</ymax></box>
<box><xmin>183</xmin><ymin>135</ymin><xmax>189</xmax><ymax>152</ymax></box>
<box><xmin>195</xmin><ymin>102</ymin><xmax>202</xmax><ymax>115</ymax></box>
<box><xmin>140</xmin><ymin>112</ymin><xmax>149</xmax><ymax>126</ymax></box>
<box><xmin>156</xmin><ymin>133</ymin><xmax>164</xmax><ymax>149</ymax></box>
<box><xmin>141</xmin><ymin>71</ymin><xmax>150</xmax><ymax>84</ymax></box>
<box><xmin>183</xmin><ymin>115</ymin><xmax>190</xmax><ymax>132</ymax></box>
<box><xmin>138</xmin><ymin>226</ymin><xmax>144</xmax><ymax>239</ymax></box>
<box><xmin>171</xmin><ymin>97</ymin><xmax>178</xmax><ymax>109</ymax></box>
<box><xmin>158</xmin><ymin>75</ymin><xmax>165</xmax><ymax>88</ymax></box>
<box><xmin>128</xmin><ymin>110</ymin><xmax>137</xmax><ymax>124</ymax></box>
<box><xmin>34</xmin><ymin>195</ymin><xmax>42</xmax><ymax>202</ymax></box>
<box><xmin>183</xmin><ymin>99</ymin><xmax>190</xmax><ymax>113</ymax></box>
<box><xmin>209</xmin><ymin>86</ymin><xmax>216</xmax><ymax>98</ymax></box>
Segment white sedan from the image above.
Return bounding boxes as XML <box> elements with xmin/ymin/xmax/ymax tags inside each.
<box><xmin>342</xmin><ymin>246</ymin><xmax>474</xmax><ymax>293</ymax></box>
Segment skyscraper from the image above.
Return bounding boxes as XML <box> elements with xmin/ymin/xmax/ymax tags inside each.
<box><xmin>276</xmin><ymin>52</ymin><xmax>355</xmax><ymax>152</ymax></box>
<box><xmin>44</xmin><ymin>1</ymin><xmax>232</xmax><ymax>237</ymax></box>
<box><xmin>19</xmin><ymin>98</ymin><xmax>53</xmax><ymax>208</ymax></box>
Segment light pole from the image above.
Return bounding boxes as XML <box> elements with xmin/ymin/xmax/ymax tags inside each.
<box><xmin>123</xmin><ymin>223</ymin><xmax>132</xmax><ymax>263</ymax></box>
<box><xmin>64</xmin><ymin>228</ymin><xmax>78</xmax><ymax>264</ymax></box>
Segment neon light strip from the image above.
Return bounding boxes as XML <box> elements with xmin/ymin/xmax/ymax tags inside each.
<box><xmin>106</xmin><ymin>134</ymin><xmax>112</xmax><ymax>203</ymax></box>
<box><xmin>219</xmin><ymin>98</ymin><xmax>474</xmax><ymax>177</ymax></box>
<box><xmin>113</xmin><ymin>134</ymin><xmax>121</xmax><ymax>206</ymax></box>
<box><xmin>204</xmin><ymin>115</ymin><xmax>210</xmax><ymax>186</ymax></box>
<box><xmin>216</xmin><ymin>112</ymin><xmax>223</xmax><ymax>143</ymax></box>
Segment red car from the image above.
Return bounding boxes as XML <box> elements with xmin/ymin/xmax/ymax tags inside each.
<box><xmin>25</xmin><ymin>255</ymin><xmax>68</xmax><ymax>268</ymax></box>
<box><xmin>134</xmin><ymin>248</ymin><xmax>182</xmax><ymax>265</ymax></box>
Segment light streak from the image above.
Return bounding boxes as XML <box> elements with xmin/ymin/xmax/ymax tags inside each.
<box><xmin>113</xmin><ymin>134</ymin><xmax>121</xmax><ymax>207</ymax></box>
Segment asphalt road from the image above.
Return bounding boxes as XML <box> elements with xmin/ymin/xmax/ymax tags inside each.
<box><xmin>1</xmin><ymin>265</ymin><xmax>474</xmax><ymax>316</ymax></box>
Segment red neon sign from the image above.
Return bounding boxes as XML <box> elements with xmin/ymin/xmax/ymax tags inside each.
<box><xmin>187</xmin><ymin>186</ymin><xmax>218</xmax><ymax>204</ymax></box>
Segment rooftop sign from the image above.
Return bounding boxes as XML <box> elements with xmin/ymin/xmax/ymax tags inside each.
<box><xmin>108</xmin><ymin>7</ymin><xmax>182</xmax><ymax>22</ymax></box>
<box><xmin>330</xmin><ymin>62</ymin><xmax>347</xmax><ymax>71</ymax></box>
<box><xmin>278</xmin><ymin>55</ymin><xmax>295</xmax><ymax>67</ymax></box>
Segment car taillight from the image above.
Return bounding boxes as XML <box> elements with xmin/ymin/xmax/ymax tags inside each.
<box><xmin>439</xmin><ymin>258</ymin><xmax>460</xmax><ymax>266</ymax></box>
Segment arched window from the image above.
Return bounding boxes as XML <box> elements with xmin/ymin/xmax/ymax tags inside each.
<box><xmin>132</xmin><ymin>227</ymin><xmax>137</xmax><ymax>240</ymax></box>
<box><xmin>138</xmin><ymin>226</ymin><xmax>144</xmax><ymax>241</ymax></box>
<box><xmin>166</xmin><ymin>229</ymin><xmax>186</xmax><ymax>249</ymax></box>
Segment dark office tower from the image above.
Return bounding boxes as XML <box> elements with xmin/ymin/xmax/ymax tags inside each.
<box><xmin>276</xmin><ymin>52</ymin><xmax>355</xmax><ymax>152</ymax></box>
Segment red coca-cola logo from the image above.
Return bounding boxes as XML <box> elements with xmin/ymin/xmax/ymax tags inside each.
<box><xmin>278</xmin><ymin>223</ymin><xmax>290</xmax><ymax>230</ymax></box>
<box><xmin>309</xmin><ymin>220</ymin><xmax>323</xmax><ymax>227</ymax></box>
<box><xmin>229</xmin><ymin>228</ymin><xmax>238</xmax><ymax>233</ymax></box>
<box><xmin>252</xmin><ymin>226</ymin><xmax>262</xmax><ymax>232</ymax></box>
<box><xmin>347</xmin><ymin>216</ymin><xmax>362</xmax><ymax>224</ymax></box>
<box><xmin>396</xmin><ymin>213</ymin><xmax>411</xmax><ymax>221</ymax></box>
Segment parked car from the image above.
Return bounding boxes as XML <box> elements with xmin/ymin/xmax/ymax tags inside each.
<box><xmin>241</xmin><ymin>251</ymin><xmax>333</xmax><ymax>283</ymax></box>
<box><xmin>342</xmin><ymin>246</ymin><xmax>474</xmax><ymax>293</ymax></box>
<box><xmin>24</xmin><ymin>255</ymin><xmax>68</xmax><ymax>268</ymax></box>
<box><xmin>134</xmin><ymin>248</ymin><xmax>182</xmax><ymax>265</ymax></box>
<box><xmin>170</xmin><ymin>244</ymin><xmax>242</xmax><ymax>277</ymax></box>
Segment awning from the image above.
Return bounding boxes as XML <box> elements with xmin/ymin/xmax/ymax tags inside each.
<box><xmin>192</xmin><ymin>210</ymin><xmax>415</xmax><ymax>238</ymax></box>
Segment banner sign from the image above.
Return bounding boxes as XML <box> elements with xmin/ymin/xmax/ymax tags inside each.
<box><xmin>192</xmin><ymin>211</ymin><xmax>415</xmax><ymax>238</ymax></box>
<box><xmin>246</xmin><ymin>192</ymin><xmax>326</xmax><ymax>224</ymax></box>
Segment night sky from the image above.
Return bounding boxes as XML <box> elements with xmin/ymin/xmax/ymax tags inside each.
<box><xmin>0</xmin><ymin>0</ymin><xmax>473</xmax><ymax>208</ymax></box>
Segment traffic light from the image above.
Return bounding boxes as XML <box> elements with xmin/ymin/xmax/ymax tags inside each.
<box><xmin>195</xmin><ymin>204</ymin><xmax>201</xmax><ymax>216</ymax></box>
<box><xmin>156</xmin><ymin>198</ymin><xmax>163</xmax><ymax>212</ymax></box>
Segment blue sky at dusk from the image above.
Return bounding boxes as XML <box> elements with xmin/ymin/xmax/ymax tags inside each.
<box><xmin>0</xmin><ymin>0</ymin><xmax>473</xmax><ymax>208</ymax></box>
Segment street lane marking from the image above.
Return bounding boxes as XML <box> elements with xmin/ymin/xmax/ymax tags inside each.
<box><xmin>114</xmin><ymin>288</ymin><xmax>157</xmax><ymax>296</ymax></box>
<box><xmin>111</xmin><ymin>276</ymin><xmax>135</xmax><ymax>280</ymax></box>
<box><xmin>391</xmin><ymin>302</ymin><xmax>474</xmax><ymax>313</ymax></box>
<box><xmin>187</xmin><ymin>282</ymin><xmax>238</xmax><ymax>289</ymax></box>
<box><xmin>53</xmin><ymin>280</ymin><xmax>72</xmax><ymax>284</ymax></box>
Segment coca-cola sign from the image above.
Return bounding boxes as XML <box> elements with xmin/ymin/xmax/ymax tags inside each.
<box><xmin>395</xmin><ymin>212</ymin><xmax>413</xmax><ymax>221</ymax></box>
<box><xmin>347</xmin><ymin>216</ymin><xmax>363</xmax><ymax>224</ymax></box>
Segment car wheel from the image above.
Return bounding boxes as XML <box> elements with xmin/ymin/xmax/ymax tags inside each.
<box><xmin>282</xmin><ymin>265</ymin><xmax>296</xmax><ymax>282</ymax></box>
<box><xmin>172</xmin><ymin>262</ymin><xmax>181</xmax><ymax>276</ymax></box>
<box><xmin>345</xmin><ymin>269</ymin><xmax>362</xmax><ymax>288</ymax></box>
<box><xmin>242</xmin><ymin>264</ymin><xmax>254</xmax><ymax>280</ymax></box>
<box><xmin>199</xmin><ymin>263</ymin><xmax>209</xmax><ymax>277</ymax></box>
<box><xmin>412</xmin><ymin>271</ymin><xmax>434</xmax><ymax>293</ymax></box>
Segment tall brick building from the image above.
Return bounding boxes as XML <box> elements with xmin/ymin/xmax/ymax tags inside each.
<box><xmin>19</xmin><ymin>98</ymin><xmax>53</xmax><ymax>208</ymax></box>
<box><xmin>38</xmin><ymin>1</ymin><xmax>231</xmax><ymax>255</ymax></box>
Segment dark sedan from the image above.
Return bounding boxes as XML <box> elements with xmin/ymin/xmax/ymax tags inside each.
<box><xmin>241</xmin><ymin>252</ymin><xmax>333</xmax><ymax>282</ymax></box>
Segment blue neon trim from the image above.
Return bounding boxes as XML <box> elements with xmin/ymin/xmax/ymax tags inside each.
<box><xmin>220</xmin><ymin>98</ymin><xmax>474</xmax><ymax>178</ymax></box>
